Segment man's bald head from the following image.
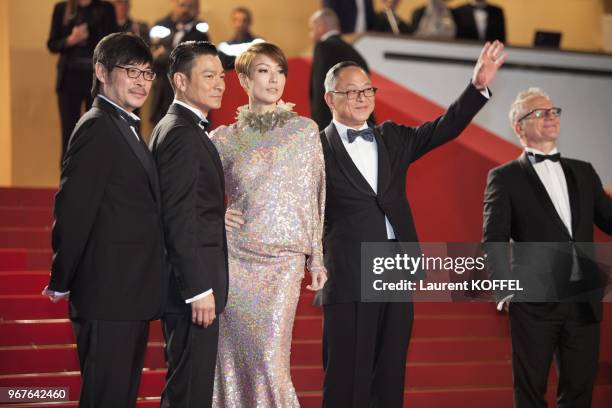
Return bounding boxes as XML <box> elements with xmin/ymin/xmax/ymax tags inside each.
<box><xmin>309</xmin><ymin>8</ymin><xmax>340</xmax><ymax>43</ymax></box>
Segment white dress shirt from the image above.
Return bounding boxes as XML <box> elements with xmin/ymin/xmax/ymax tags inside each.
<box><xmin>169</xmin><ymin>99</ymin><xmax>213</xmax><ymax>304</ymax></box>
<box><xmin>332</xmin><ymin>119</ymin><xmax>396</xmax><ymax>239</ymax></box>
<box><xmin>473</xmin><ymin>7</ymin><xmax>488</xmax><ymax>40</ymax></box>
<box><xmin>354</xmin><ymin>0</ymin><xmax>367</xmax><ymax>33</ymax></box>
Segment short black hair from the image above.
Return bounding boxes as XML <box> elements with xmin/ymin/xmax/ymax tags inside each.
<box><xmin>167</xmin><ymin>41</ymin><xmax>219</xmax><ymax>91</ymax></box>
<box><xmin>91</xmin><ymin>32</ymin><xmax>153</xmax><ymax>96</ymax></box>
<box><xmin>324</xmin><ymin>61</ymin><xmax>368</xmax><ymax>92</ymax></box>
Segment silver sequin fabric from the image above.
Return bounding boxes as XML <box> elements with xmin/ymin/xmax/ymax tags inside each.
<box><xmin>210</xmin><ymin>106</ymin><xmax>326</xmax><ymax>407</ymax></box>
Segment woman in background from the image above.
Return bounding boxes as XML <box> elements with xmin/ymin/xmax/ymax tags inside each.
<box><xmin>47</xmin><ymin>0</ymin><xmax>117</xmax><ymax>160</ymax></box>
<box><xmin>210</xmin><ymin>42</ymin><xmax>327</xmax><ymax>407</ymax></box>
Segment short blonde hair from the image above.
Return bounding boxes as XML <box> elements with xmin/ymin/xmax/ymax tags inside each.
<box><xmin>508</xmin><ymin>87</ymin><xmax>551</xmax><ymax>125</ymax></box>
<box><xmin>235</xmin><ymin>42</ymin><xmax>288</xmax><ymax>78</ymax></box>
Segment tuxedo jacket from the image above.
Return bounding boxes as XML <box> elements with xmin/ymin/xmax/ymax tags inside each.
<box><xmin>49</xmin><ymin>97</ymin><xmax>167</xmax><ymax>320</ymax></box>
<box><xmin>483</xmin><ymin>153</ymin><xmax>612</xmax><ymax>320</ymax></box>
<box><xmin>150</xmin><ymin>103</ymin><xmax>228</xmax><ymax>314</ymax></box>
<box><xmin>310</xmin><ymin>34</ymin><xmax>370</xmax><ymax>131</ymax></box>
<box><xmin>372</xmin><ymin>11</ymin><xmax>413</xmax><ymax>35</ymax></box>
<box><xmin>319</xmin><ymin>83</ymin><xmax>488</xmax><ymax>305</ymax></box>
<box><xmin>47</xmin><ymin>0</ymin><xmax>117</xmax><ymax>92</ymax></box>
<box><xmin>323</xmin><ymin>0</ymin><xmax>376</xmax><ymax>33</ymax></box>
<box><xmin>452</xmin><ymin>3</ymin><xmax>506</xmax><ymax>43</ymax></box>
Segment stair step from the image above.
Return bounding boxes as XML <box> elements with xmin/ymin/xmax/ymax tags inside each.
<box><xmin>0</xmin><ymin>207</ymin><xmax>52</xmax><ymax>229</ymax></box>
<box><xmin>0</xmin><ymin>228</ymin><xmax>50</xmax><ymax>250</ymax></box>
<box><xmin>0</xmin><ymin>188</ymin><xmax>55</xmax><ymax>207</ymax></box>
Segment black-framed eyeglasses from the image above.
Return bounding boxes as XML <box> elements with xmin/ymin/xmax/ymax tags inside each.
<box><xmin>517</xmin><ymin>107</ymin><xmax>562</xmax><ymax>122</ymax></box>
<box><xmin>114</xmin><ymin>65</ymin><xmax>156</xmax><ymax>81</ymax></box>
<box><xmin>330</xmin><ymin>87</ymin><xmax>378</xmax><ymax>100</ymax></box>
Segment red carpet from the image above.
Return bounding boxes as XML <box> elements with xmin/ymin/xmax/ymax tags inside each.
<box><xmin>1</xmin><ymin>59</ymin><xmax>611</xmax><ymax>407</ymax></box>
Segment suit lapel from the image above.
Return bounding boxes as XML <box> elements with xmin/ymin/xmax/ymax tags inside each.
<box><xmin>168</xmin><ymin>103</ymin><xmax>225</xmax><ymax>191</ymax></box>
<box><xmin>324</xmin><ymin>124</ymin><xmax>376</xmax><ymax>196</ymax></box>
<box><xmin>560</xmin><ymin>159</ymin><xmax>580</xmax><ymax>234</ymax></box>
<box><xmin>374</xmin><ymin>128</ymin><xmax>391</xmax><ymax>196</ymax></box>
<box><xmin>518</xmin><ymin>152</ymin><xmax>571</xmax><ymax>237</ymax></box>
<box><xmin>94</xmin><ymin>98</ymin><xmax>161</xmax><ymax>205</ymax></box>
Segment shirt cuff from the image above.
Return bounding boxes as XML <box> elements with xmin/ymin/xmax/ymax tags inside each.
<box><xmin>480</xmin><ymin>87</ymin><xmax>491</xmax><ymax>99</ymax></box>
<box><xmin>496</xmin><ymin>294</ymin><xmax>514</xmax><ymax>311</ymax></box>
<box><xmin>185</xmin><ymin>289</ymin><xmax>213</xmax><ymax>304</ymax></box>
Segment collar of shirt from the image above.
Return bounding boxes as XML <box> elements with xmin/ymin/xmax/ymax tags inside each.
<box><xmin>173</xmin><ymin>99</ymin><xmax>209</xmax><ymax>125</ymax></box>
<box><xmin>320</xmin><ymin>30</ymin><xmax>341</xmax><ymax>42</ymax></box>
<box><xmin>98</xmin><ymin>94</ymin><xmax>140</xmax><ymax>122</ymax></box>
<box><xmin>525</xmin><ymin>146</ymin><xmax>559</xmax><ymax>164</ymax></box>
<box><xmin>332</xmin><ymin>119</ymin><xmax>370</xmax><ymax>143</ymax></box>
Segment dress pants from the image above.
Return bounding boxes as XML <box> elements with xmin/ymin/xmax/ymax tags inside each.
<box><xmin>71</xmin><ymin>318</ymin><xmax>149</xmax><ymax>408</ymax></box>
<box><xmin>56</xmin><ymin>69</ymin><xmax>94</xmax><ymax>160</ymax></box>
<box><xmin>509</xmin><ymin>302</ymin><xmax>600</xmax><ymax>408</ymax></box>
<box><xmin>322</xmin><ymin>301</ymin><xmax>414</xmax><ymax>408</ymax></box>
<box><xmin>161</xmin><ymin>312</ymin><xmax>219</xmax><ymax>408</ymax></box>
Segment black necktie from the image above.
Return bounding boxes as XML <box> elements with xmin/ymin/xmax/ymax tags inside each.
<box><xmin>347</xmin><ymin>128</ymin><xmax>375</xmax><ymax>143</ymax></box>
<box><xmin>529</xmin><ymin>152</ymin><xmax>561</xmax><ymax>163</ymax></box>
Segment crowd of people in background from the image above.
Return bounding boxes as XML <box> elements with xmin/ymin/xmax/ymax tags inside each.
<box><xmin>47</xmin><ymin>0</ymin><xmax>506</xmax><ymax>151</ymax></box>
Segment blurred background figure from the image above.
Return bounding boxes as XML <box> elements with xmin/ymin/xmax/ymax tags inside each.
<box><xmin>111</xmin><ymin>0</ymin><xmax>149</xmax><ymax>42</ymax></box>
<box><xmin>47</xmin><ymin>0</ymin><xmax>117</xmax><ymax>162</ymax></box>
<box><xmin>411</xmin><ymin>0</ymin><xmax>456</xmax><ymax>40</ymax></box>
<box><xmin>227</xmin><ymin>6</ymin><xmax>257</xmax><ymax>45</ymax></box>
<box><xmin>309</xmin><ymin>8</ymin><xmax>370</xmax><ymax>130</ymax></box>
<box><xmin>373</xmin><ymin>0</ymin><xmax>413</xmax><ymax>35</ymax></box>
<box><xmin>148</xmin><ymin>0</ymin><xmax>209</xmax><ymax>127</ymax></box>
<box><xmin>453</xmin><ymin>0</ymin><xmax>506</xmax><ymax>43</ymax></box>
<box><xmin>323</xmin><ymin>0</ymin><xmax>376</xmax><ymax>34</ymax></box>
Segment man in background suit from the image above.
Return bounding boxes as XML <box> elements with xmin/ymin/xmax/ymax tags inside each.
<box><xmin>319</xmin><ymin>41</ymin><xmax>505</xmax><ymax>407</ymax></box>
<box><xmin>43</xmin><ymin>33</ymin><xmax>166</xmax><ymax>407</ymax></box>
<box><xmin>149</xmin><ymin>41</ymin><xmax>228</xmax><ymax>407</ymax></box>
<box><xmin>453</xmin><ymin>0</ymin><xmax>506</xmax><ymax>43</ymax></box>
<box><xmin>323</xmin><ymin>0</ymin><xmax>376</xmax><ymax>33</ymax></box>
<box><xmin>483</xmin><ymin>88</ymin><xmax>612</xmax><ymax>407</ymax></box>
<box><xmin>149</xmin><ymin>0</ymin><xmax>209</xmax><ymax>126</ymax></box>
<box><xmin>309</xmin><ymin>8</ymin><xmax>370</xmax><ymax>131</ymax></box>
<box><xmin>372</xmin><ymin>0</ymin><xmax>413</xmax><ymax>35</ymax></box>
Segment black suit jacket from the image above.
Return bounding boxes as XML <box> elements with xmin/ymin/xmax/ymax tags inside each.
<box><xmin>373</xmin><ymin>10</ymin><xmax>413</xmax><ymax>34</ymax></box>
<box><xmin>452</xmin><ymin>3</ymin><xmax>506</xmax><ymax>43</ymax></box>
<box><xmin>310</xmin><ymin>34</ymin><xmax>370</xmax><ymax>131</ymax></box>
<box><xmin>319</xmin><ymin>83</ymin><xmax>488</xmax><ymax>305</ymax></box>
<box><xmin>49</xmin><ymin>97</ymin><xmax>167</xmax><ymax>320</ymax></box>
<box><xmin>47</xmin><ymin>0</ymin><xmax>117</xmax><ymax>92</ymax></box>
<box><xmin>483</xmin><ymin>153</ymin><xmax>612</xmax><ymax>320</ymax></box>
<box><xmin>150</xmin><ymin>103</ymin><xmax>228</xmax><ymax>314</ymax></box>
<box><xmin>323</xmin><ymin>0</ymin><xmax>376</xmax><ymax>33</ymax></box>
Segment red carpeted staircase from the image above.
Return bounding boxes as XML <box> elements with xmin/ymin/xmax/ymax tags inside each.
<box><xmin>0</xmin><ymin>186</ymin><xmax>610</xmax><ymax>407</ymax></box>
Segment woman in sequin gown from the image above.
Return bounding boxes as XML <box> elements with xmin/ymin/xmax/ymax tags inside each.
<box><xmin>210</xmin><ymin>43</ymin><xmax>327</xmax><ymax>407</ymax></box>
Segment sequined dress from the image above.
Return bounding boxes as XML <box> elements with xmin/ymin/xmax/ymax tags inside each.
<box><xmin>210</xmin><ymin>104</ymin><xmax>326</xmax><ymax>407</ymax></box>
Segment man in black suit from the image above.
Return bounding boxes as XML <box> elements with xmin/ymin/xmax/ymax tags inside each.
<box><xmin>43</xmin><ymin>33</ymin><xmax>166</xmax><ymax>407</ymax></box>
<box><xmin>149</xmin><ymin>41</ymin><xmax>228</xmax><ymax>407</ymax></box>
<box><xmin>149</xmin><ymin>0</ymin><xmax>209</xmax><ymax>126</ymax></box>
<box><xmin>453</xmin><ymin>0</ymin><xmax>506</xmax><ymax>43</ymax></box>
<box><xmin>483</xmin><ymin>88</ymin><xmax>612</xmax><ymax>407</ymax></box>
<box><xmin>372</xmin><ymin>0</ymin><xmax>413</xmax><ymax>35</ymax></box>
<box><xmin>323</xmin><ymin>0</ymin><xmax>376</xmax><ymax>33</ymax></box>
<box><xmin>319</xmin><ymin>40</ymin><xmax>505</xmax><ymax>407</ymax></box>
<box><xmin>309</xmin><ymin>8</ymin><xmax>370</xmax><ymax>131</ymax></box>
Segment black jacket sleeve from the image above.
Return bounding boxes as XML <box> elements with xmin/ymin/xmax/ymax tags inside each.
<box><xmin>591</xmin><ymin>164</ymin><xmax>612</xmax><ymax>235</ymax></box>
<box><xmin>49</xmin><ymin>117</ymin><xmax>114</xmax><ymax>291</ymax></box>
<box><xmin>155</xmin><ymin>126</ymin><xmax>212</xmax><ymax>300</ymax></box>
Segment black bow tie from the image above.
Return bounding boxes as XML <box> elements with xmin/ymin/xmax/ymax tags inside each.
<box><xmin>347</xmin><ymin>128</ymin><xmax>375</xmax><ymax>143</ymax></box>
<box><xmin>198</xmin><ymin>120</ymin><xmax>209</xmax><ymax>131</ymax></box>
<box><xmin>528</xmin><ymin>152</ymin><xmax>561</xmax><ymax>163</ymax></box>
<box><xmin>116</xmin><ymin>110</ymin><xmax>140</xmax><ymax>133</ymax></box>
